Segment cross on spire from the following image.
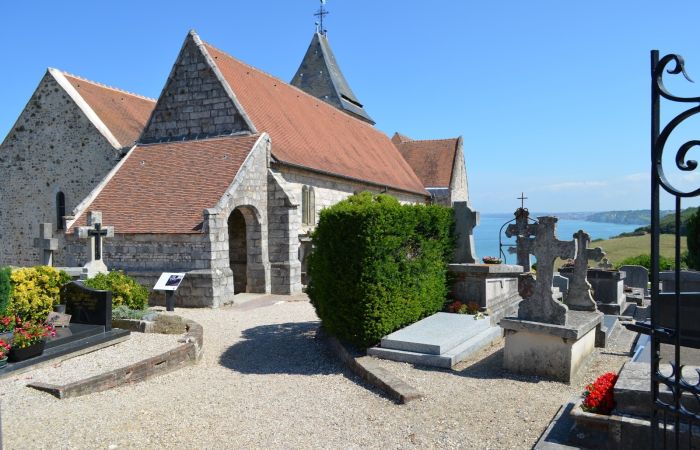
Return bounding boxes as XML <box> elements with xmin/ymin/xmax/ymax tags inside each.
<box><xmin>314</xmin><ymin>0</ymin><xmax>329</xmax><ymax>35</ymax></box>
<box><xmin>518</xmin><ymin>192</ymin><xmax>528</xmax><ymax>209</ymax></box>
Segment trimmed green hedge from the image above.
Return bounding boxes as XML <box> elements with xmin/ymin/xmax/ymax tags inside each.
<box><xmin>308</xmin><ymin>192</ymin><xmax>454</xmax><ymax>348</ymax></box>
<box><xmin>0</xmin><ymin>267</ymin><xmax>11</xmax><ymax>316</ymax></box>
<box><xmin>614</xmin><ymin>254</ymin><xmax>677</xmax><ymax>273</ymax></box>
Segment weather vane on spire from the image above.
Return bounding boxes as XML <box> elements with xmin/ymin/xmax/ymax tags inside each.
<box><xmin>314</xmin><ymin>0</ymin><xmax>329</xmax><ymax>35</ymax></box>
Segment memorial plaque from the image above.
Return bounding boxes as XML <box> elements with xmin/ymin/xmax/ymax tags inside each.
<box><xmin>154</xmin><ymin>272</ymin><xmax>186</xmax><ymax>291</ymax></box>
<box><xmin>46</xmin><ymin>312</ymin><xmax>72</xmax><ymax>328</ymax></box>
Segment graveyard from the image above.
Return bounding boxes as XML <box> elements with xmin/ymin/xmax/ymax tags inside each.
<box><xmin>2</xmin><ymin>3</ymin><xmax>700</xmax><ymax>449</ymax></box>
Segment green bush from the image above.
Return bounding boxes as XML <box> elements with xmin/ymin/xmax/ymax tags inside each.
<box><xmin>0</xmin><ymin>267</ymin><xmax>11</xmax><ymax>316</ymax></box>
<box><xmin>614</xmin><ymin>254</ymin><xmax>678</xmax><ymax>273</ymax></box>
<box><xmin>84</xmin><ymin>271</ymin><xmax>149</xmax><ymax>310</ymax></box>
<box><xmin>8</xmin><ymin>266</ymin><xmax>71</xmax><ymax>322</ymax></box>
<box><xmin>686</xmin><ymin>209</ymin><xmax>700</xmax><ymax>270</ymax></box>
<box><xmin>308</xmin><ymin>192</ymin><xmax>455</xmax><ymax>348</ymax></box>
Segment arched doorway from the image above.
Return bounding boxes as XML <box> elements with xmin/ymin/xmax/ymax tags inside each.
<box><xmin>228</xmin><ymin>209</ymin><xmax>247</xmax><ymax>293</ymax></box>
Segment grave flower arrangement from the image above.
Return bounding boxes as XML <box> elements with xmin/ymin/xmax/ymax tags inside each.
<box><xmin>0</xmin><ymin>315</ymin><xmax>16</xmax><ymax>333</ymax></box>
<box><xmin>446</xmin><ymin>300</ymin><xmax>484</xmax><ymax>318</ymax></box>
<box><xmin>0</xmin><ymin>339</ymin><xmax>10</xmax><ymax>362</ymax></box>
<box><xmin>482</xmin><ymin>256</ymin><xmax>502</xmax><ymax>264</ymax></box>
<box><xmin>11</xmin><ymin>320</ymin><xmax>54</xmax><ymax>349</ymax></box>
<box><xmin>582</xmin><ymin>371</ymin><xmax>618</xmax><ymax>415</ymax></box>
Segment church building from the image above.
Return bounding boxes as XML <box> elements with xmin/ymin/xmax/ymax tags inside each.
<box><xmin>0</xmin><ymin>29</ymin><xmax>472</xmax><ymax>307</ymax></box>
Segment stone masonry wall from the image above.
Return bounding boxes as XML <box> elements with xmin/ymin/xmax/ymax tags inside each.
<box><xmin>0</xmin><ymin>72</ymin><xmax>122</xmax><ymax>267</ymax></box>
<box><xmin>140</xmin><ymin>34</ymin><xmax>249</xmax><ymax>143</ymax></box>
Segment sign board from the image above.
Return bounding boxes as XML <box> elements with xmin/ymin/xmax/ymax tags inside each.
<box><xmin>46</xmin><ymin>312</ymin><xmax>72</xmax><ymax>328</ymax></box>
<box><xmin>154</xmin><ymin>272</ymin><xmax>186</xmax><ymax>291</ymax></box>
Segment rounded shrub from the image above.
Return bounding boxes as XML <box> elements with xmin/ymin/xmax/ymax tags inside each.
<box><xmin>8</xmin><ymin>266</ymin><xmax>71</xmax><ymax>322</ymax></box>
<box><xmin>84</xmin><ymin>271</ymin><xmax>149</xmax><ymax>310</ymax></box>
<box><xmin>614</xmin><ymin>254</ymin><xmax>676</xmax><ymax>273</ymax></box>
<box><xmin>308</xmin><ymin>192</ymin><xmax>454</xmax><ymax>348</ymax></box>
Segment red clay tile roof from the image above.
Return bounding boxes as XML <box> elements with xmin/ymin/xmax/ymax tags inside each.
<box><xmin>204</xmin><ymin>43</ymin><xmax>427</xmax><ymax>196</ymax></box>
<box><xmin>392</xmin><ymin>136</ymin><xmax>460</xmax><ymax>188</ymax></box>
<box><xmin>70</xmin><ymin>135</ymin><xmax>261</xmax><ymax>234</ymax></box>
<box><xmin>63</xmin><ymin>73</ymin><xmax>155</xmax><ymax>148</ymax></box>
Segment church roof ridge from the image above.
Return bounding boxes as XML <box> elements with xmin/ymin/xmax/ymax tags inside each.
<box><xmin>200</xmin><ymin>38</ymin><xmax>377</xmax><ymax>130</ymax></box>
<box><xmin>51</xmin><ymin>68</ymin><xmax>157</xmax><ymax>103</ymax></box>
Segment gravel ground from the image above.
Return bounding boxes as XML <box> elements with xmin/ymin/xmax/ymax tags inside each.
<box><xmin>0</xmin><ymin>296</ymin><xmax>634</xmax><ymax>449</ymax></box>
<box><xmin>16</xmin><ymin>332</ymin><xmax>182</xmax><ymax>385</ymax></box>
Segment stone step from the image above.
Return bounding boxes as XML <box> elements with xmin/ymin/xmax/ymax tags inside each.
<box><xmin>380</xmin><ymin>312</ymin><xmax>491</xmax><ymax>355</ymax></box>
<box><xmin>368</xmin><ymin>326</ymin><xmax>502</xmax><ymax>368</ymax></box>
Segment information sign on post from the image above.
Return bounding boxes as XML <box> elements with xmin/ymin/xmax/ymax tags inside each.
<box><xmin>153</xmin><ymin>272</ymin><xmax>186</xmax><ymax>311</ymax></box>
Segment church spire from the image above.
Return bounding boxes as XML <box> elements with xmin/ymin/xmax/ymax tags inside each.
<box><xmin>291</xmin><ymin>3</ymin><xmax>375</xmax><ymax>125</ymax></box>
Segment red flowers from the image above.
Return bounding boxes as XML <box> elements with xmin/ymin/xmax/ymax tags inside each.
<box><xmin>11</xmin><ymin>321</ymin><xmax>52</xmax><ymax>349</ymax></box>
<box><xmin>0</xmin><ymin>339</ymin><xmax>10</xmax><ymax>359</ymax></box>
<box><xmin>582</xmin><ymin>372</ymin><xmax>618</xmax><ymax>414</ymax></box>
<box><xmin>0</xmin><ymin>315</ymin><xmax>17</xmax><ymax>333</ymax></box>
<box><xmin>446</xmin><ymin>300</ymin><xmax>480</xmax><ymax>315</ymax></box>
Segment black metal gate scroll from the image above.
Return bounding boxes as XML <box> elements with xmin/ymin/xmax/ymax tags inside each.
<box><xmin>647</xmin><ymin>50</ymin><xmax>700</xmax><ymax>448</ymax></box>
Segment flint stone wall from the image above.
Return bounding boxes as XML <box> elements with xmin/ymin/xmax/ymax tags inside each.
<box><xmin>0</xmin><ymin>72</ymin><xmax>122</xmax><ymax>267</ymax></box>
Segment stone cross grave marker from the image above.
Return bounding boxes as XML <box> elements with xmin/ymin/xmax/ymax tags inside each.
<box><xmin>76</xmin><ymin>211</ymin><xmax>114</xmax><ymax>278</ymax></box>
<box><xmin>517</xmin><ymin>216</ymin><xmax>575</xmax><ymax>325</ymax></box>
<box><xmin>597</xmin><ymin>258</ymin><xmax>613</xmax><ymax>270</ymax></box>
<box><xmin>566</xmin><ymin>230</ymin><xmax>605</xmax><ymax>311</ymax></box>
<box><xmin>506</xmin><ymin>208</ymin><xmax>535</xmax><ymax>271</ymax></box>
<box><xmin>33</xmin><ymin>223</ymin><xmax>58</xmax><ymax>266</ymax></box>
<box><xmin>452</xmin><ymin>201</ymin><xmax>479</xmax><ymax>264</ymax></box>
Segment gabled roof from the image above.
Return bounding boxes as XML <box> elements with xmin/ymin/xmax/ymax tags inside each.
<box><xmin>391</xmin><ymin>133</ymin><xmax>461</xmax><ymax>188</ymax></box>
<box><xmin>203</xmin><ymin>40</ymin><xmax>427</xmax><ymax>197</ymax></box>
<box><xmin>69</xmin><ymin>134</ymin><xmax>261</xmax><ymax>234</ymax></box>
<box><xmin>290</xmin><ymin>32</ymin><xmax>374</xmax><ymax>125</ymax></box>
<box><xmin>57</xmin><ymin>71</ymin><xmax>155</xmax><ymax>148</ymax></box>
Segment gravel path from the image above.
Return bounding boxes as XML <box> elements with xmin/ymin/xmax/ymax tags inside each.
<box><xmin>0</xmin><ymin>296</ymin><xmax>634</xmax><ymax>449</ymax></box>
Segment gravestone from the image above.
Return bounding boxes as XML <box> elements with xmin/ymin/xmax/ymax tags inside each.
<box><xmin>33</xmin><ymin>223</ymin><xmax>58</xmax><ymax>266</ymax></box>
<box><xmin>60</xmin><ymin>281</ymin><xmax>112</xmax><ymax>331</ymax></box>
<box><xmin>452</xmin><ymin>201</ymin><xmax>479</xmax><ymax>264</ymax></box>
<box><xmin>75</xmin><ymin>211</ymin><xmax>114</xmax><ymax>278</ymax></box>
<box><xmin>500</xmin><ymin>216</ymin><xmax>602</xmax><ymax>382</ymax></box>
<box><xmin>566</xmin><ymin>230</ymin><xmax>605</xmax><ymax>311</ymax></box>
<box><xmin>620</xmin><ymin>265</ymin><xmax>649</xmax><ymax>295</ymax></box>
<box><xmin>505</xmin><ymin>207</ymin><xmax>535</xmax><ymax>272</ymax></box>
<box><xmin>552</xmin><ymin>273</ymin><xmax>570</xmax><ymax>300</ymax></box>
<box><xmin>660</xmin><ymin>270</ymin><xmax>700</xmax><ymax>293</ymax></box>
<box><xmin>515</xmin><ymin>216</ymin><xmax>575</xmax><ymax>325</ymax></box>
<box><xmin>560</xmin><ymin>266</ymin><xmax>627</xmax><ymax>314</ymax></box>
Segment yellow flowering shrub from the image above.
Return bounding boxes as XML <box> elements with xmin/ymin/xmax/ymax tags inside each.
<box><xmin>8</xmin><ymin>266</ymin><xmax>71</xmax><ymax>322</ymax></box>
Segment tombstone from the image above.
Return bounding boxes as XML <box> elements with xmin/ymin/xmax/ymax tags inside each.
<box><xmin>500</xmin><ymin>216</ymin><xmax>602</xmax><ymax>382</ymax></box>
<box><xmin>619</xmin><ymin>265</ymin><xmax>649</xmax><ymax>295</ymax></box>
<box><xmin>33</xmin><ymin>223</ymin><xmax>58</xmax><ymax>266</ymax></box>
<box><xmin>566</xmin><ymin>230</ymin><xmax>605</xmax><ymax>312</ymax></box>
<box><xmin>452</xmin><ymin>201</ymin><xmax>479</xmax><ymax>264</ymax></box>
<box><xmin>75</xmin><ymin>211</ymin><xmax>114</xmax><ymax>278</ymax></box>
<box><xmin>505</xmin><ymin>207</ymin><xmax>535</xmax><ymax>272</ymax></box>
<box><xmin>552</xmin><ymin>273</ymin><xmax>570</xmax><ymax>300</ymax></box>
<box><xmin>514</xmin><ymin>216</ymin><xmax>575</xmax><ymax>325</ymax></box>
<box><xmin>660</xmin><ymin>270</ymin><xmax>700</xmax><ymax>293</ymax></box>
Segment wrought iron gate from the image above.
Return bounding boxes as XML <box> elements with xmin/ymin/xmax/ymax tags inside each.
<box><xmin>648</xmin><ymin>49</ymin><xmax>700</xmax><ymax>448</ymax></box>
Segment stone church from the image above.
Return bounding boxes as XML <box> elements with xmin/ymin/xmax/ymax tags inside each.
<box><xmin>0</xmin><ymin>30</ymin><xmax>472</xmax><ymax>307</ymax></box>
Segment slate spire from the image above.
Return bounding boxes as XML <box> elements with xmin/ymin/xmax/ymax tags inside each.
<box><xmin>291</xmin><ymin>32</ymin><xmax>375</xmax><ymax>125</ymax></box>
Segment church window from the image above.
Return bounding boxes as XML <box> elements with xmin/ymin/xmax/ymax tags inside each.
<box><xmin>56</xmin><ymin>192</ymin><xmax>66</xmax><ymax>230</ymax></box>
<box><xmin>301</xmin><ymin>185</ymin><xmax>316</xmax><ymax>226</ymax></box>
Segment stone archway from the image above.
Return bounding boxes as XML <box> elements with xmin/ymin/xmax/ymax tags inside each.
<box><xmin>227</xmin><ymin>205</ymin><xmax>268</xmax><ymax>294</ymax></box>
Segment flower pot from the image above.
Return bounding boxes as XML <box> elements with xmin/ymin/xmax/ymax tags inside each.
<box><xmin>0</xmin><ymin>331</ymin><xmax>13</xmax><ymax>345</ymax></box>
<box><xmin>0</xmin><ymin>357</ymin><xmax>6</xmax><ymax>368</ymax></box>
<box><xmin>9</xmin><ymin>340</ymin><xmax>45</xmax><ymax>362</ymax></box>
<box><xmin>54</xmin><ymin>304</ymin><xmax>67</xmax><ymax>314</ymax></box>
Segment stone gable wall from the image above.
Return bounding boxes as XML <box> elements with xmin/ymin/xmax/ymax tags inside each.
<box><xmin>449</xmin><ymin>139</ymin><xmax>469</xmax><ymax>205</ymax></box>
<box><xmin>0</xmin><ymin>72</ymin><xmax>121</xmax><ymax>267</ymax></box>
<box><xmin>140</xmin><ymin>36</ymin><xmax>249</xmax><ymax>143</ymax></box>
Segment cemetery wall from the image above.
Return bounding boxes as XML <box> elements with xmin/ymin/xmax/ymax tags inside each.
<box><xmin>0</xmin><ymin>72</ymin><xmax>122</xmax><ymax>267</ymax></box>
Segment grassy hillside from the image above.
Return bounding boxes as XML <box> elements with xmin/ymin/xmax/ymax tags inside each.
<box><xmin>590</xmin><ymin>234</ymin><xmax>687</xmax><ymax>265</ymax></box>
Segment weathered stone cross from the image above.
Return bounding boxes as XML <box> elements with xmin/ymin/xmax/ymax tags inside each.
<box><xmin>452</xmin><ymin>201</ymin><xmax>480</xmax><ymax>264</ymax></box>
<box><xmin>566</xmin><ymin>230</ymin><xmax>605</xmax><ymax>311</ymax></box>
<box><xmin>506</xmin><ymin>207</ymin><xmax>535</xmax><ymax>271</ymax></box>
<box><xmin>517</xmin><ymin>216</ymin><xmax>575</xmax><ymax>325</ymax></box>
<box><xmin>76</xmin><ymin>211</ymin><xmax>114</xmax><ymax>277</ymax></box>
<box><xmin>597</xmin><ymin>258</ymin><xmax>613</xmax><ymax>270</ymax></box>
<box><xmin>33</xmin><ymin>223</ymin><xmax>58</xmax><ymax>266</ymax></box>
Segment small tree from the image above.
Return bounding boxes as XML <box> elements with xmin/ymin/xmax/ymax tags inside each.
<box><xmin>687</xmin><ymin>209</ymin><xmax>700</xmax><ymax>270</ymax></box>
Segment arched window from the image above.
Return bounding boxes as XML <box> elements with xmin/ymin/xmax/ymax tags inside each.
<box><xmin>301</xmin><ymin>185</ymin><xmax>316</xmax><ymax>226</ymax></box>
<box><xmin>56</xmin><ymin>192</ymin><xmax>65</xmax><ymax>230</ymax></box>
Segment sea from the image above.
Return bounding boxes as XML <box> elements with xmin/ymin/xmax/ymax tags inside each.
<box><xmin>474</xmin><ymin>213</ymin><xmax>646</xmax><ymax>263</ymax></box>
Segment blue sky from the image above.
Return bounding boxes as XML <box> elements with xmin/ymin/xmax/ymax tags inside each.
<box><xmin>1</xmin><ymin>1</ymin><xmax>699</xmax><ymax>213</ymax></box>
